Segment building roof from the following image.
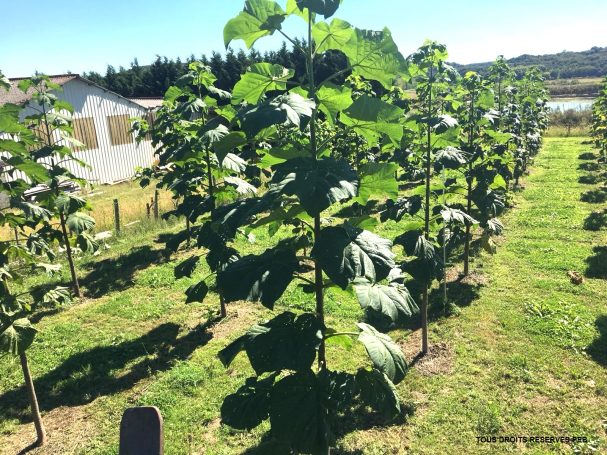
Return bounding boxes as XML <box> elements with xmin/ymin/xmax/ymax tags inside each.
<box><xmin>0</xmin><ymin>74</ymin><xmax>153</xmax><ymax>111</ymax></box>
<box><xmin>0</xmin><ymin>74</ymin><xmax>78</xmax><ymax>105</ymax></box>
<box><xmin>129</xmin><ymin>97</ymin><xmax>164</xmax><ymax>109</ymax></box>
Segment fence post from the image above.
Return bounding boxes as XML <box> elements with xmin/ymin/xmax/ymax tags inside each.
<box><xmin>146</xmin><ymin>203</ymin><xmax>151</xmax><ymax>219</ymax></box>
<box><xmin>186</xmin><ymin>218</ymin><xmax>191</xmax><ymax>247</ymax></box>
<box><xmin>114</xmin><ymin>199</ymin><xmax>121</xmax><ymax>234</ymax></box>
<box><xmin>153</xmin><ymin>190</ymin><xmax>159</xmax><ymax>220</ymax></box>
<box><xmin>14</xmin><ymin>228</ymin><xmax>19</xmax><ymax>246</ymax></box>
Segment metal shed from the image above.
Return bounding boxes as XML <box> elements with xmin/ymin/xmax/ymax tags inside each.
<box><xmin>0</xmin><ymin>74</ymin><xmax>158</xmax><ymax>184</ymax></box>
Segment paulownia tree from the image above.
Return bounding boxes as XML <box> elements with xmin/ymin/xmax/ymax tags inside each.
<box><xmin>0</xmin><ymin>73</ymin><xmax>71</xmax><ymax>447</ymax></box>
<box><xmin>14</xmin><ymin>76</ymin><xmax>98</xmax><ymax>298</ymax></box>
<box><xmin>204</xmin><ymin>1</ymin><xmax>418</xmax><ymax>452</ymax></box>
<box><xmin>133</xmin><ymin>61</ymin><xmax>252</xmax><ymax>318</ymax></box>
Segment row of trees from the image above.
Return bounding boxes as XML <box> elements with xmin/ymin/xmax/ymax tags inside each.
<box><xmin>0</xmin><ymin>73</ymin><xmax>99</xmax><ymax>447</ymax></box>
<box><xmin>592</xmin><ymin>76</ymin><xmax>607</xmax><ymax>163</ymax></box>
<box><xmin>0</xmin><ymin>0</ymin><xmax>548</xmax><ymax>450</ymax></box>
<box><xmin>133</xmin><ymin>1</ymin><xmax>549</xmax><ymax>453</ymax></box>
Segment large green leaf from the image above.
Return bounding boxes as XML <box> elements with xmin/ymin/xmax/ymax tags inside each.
<box><xmin>270</xmin><ymin>158</ymin><xmax>358</xmax><ymax>216</ymax></box>
<box><xmin>221</xmin><ymin>374</ymin><xmax>276</xmax><ymax>430</ymax></box>
<box><xmin>5</xmin><ymin>156</ymin><xmax>49</xmax><ymax>183</ymax></box>
<box><xmin>0</xmin><ymin>319</ymin><xmax>36</xmax><ymax>355</ymax></box>
<box><xmin>66</xmin><ymin>212</ymin><xmax>95</xmax><ymax>234</ymax></box>
<box><xmin>342</xmin><ymin>28</ymin><xmax>405</xmax><ymax>89</ymax></box>
<box><xmin>356</xmin><ymin>162</ymin><xmax>398</xmax><ymax>204</ymax></box>
<box><xmin>216</xmin><ymin>247</ymin><xmax>299</xmax><ymax>309</ymax></box>
<box><xmin>218</xmin><ymin>312</ymin><xmax>322</xmax><ymax>374</ymax></box>
<box><xmin>313</xmin><ymin>223</ymin><xmax>395</xmax><ymax>289</ymax></box>
<box><xmin>341</xmin><ymin>95</ymin><xmax>404</xmax><ymax>145</ymax></box>
<box><xmin>213</xmin><ymin>131</ymin><xmax>248</xmax><ymax>165</ymax></box>
<box><xmin>55</xmin><ymin>194</ymin><xmax>89</xmax><ymax>215</ymax></box>
<box><xmin>355</xmin><ymin>368</ymin><xmax>401</xmax><ymax>419</ymax></box>
<box><xmin>434</xmin><ymin>147</ymin><xmax>468</xmax><ymax>169</ymax></box>
<box><xmin>441</xmin><ymin>208</ymin><xmax>478</xmax><ymax>227</ymax></box>
<box><xmin>296</xmin><ymin>0</ymin><xmax>341</xmax><ymax>18</ymax></box>
<box><xmin>240</xmin><ymin>93</ymin><xmax>315</xmax><ymax>137</ymax></box>
<box><xmin>270</xmin><ymin>370</ymin><xmax>329</xmax><ymax>454</ymax></box>
<box><xmin>353</xmin><ymin>279</ymin><xmax>418</xmax><ymax>324</ymax></box>
<box><xmin>224</xmin><ymin>0</ymin><xmax>287</xmax><ymax>48</ymax></box>
<box><xmin>357</xmin><ymin>323</ymin><xmax>407</xmax><ymax>384</ymax></box>
<box><xmin>316</xmin><ymin>83</ymin><xmax>353</xmax><ymax>123</ymax></box>
<box><xmin>312</xmin><ymin>18</ymin><xmax>354</xmax><ymax>54</ymax></box>
<box><xmin>232</xmin><ymin>63</ymin><xmax>294</xmax><ymax>104</ymax></box>
<box><xmin>75</xmin><ymin>232</ymin><xmax>99</xmax><ymax>253</ymax></box>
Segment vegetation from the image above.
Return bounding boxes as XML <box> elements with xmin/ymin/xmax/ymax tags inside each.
<box><xmin>455</xmin><ymin>46</ymin><xmax>607</xmax><ymax>80</ymax></box>
<box><xmin>4</xmin><ymin>1</ymin><xmax>605</xmax><ymax>453</ymax></box>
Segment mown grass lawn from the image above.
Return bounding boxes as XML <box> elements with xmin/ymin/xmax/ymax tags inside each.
<box><xmin>1</xmin><ymin>137</ymin><xmax>606</xmax><ymax>454</ymax></box>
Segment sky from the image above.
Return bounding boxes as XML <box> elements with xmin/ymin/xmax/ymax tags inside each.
<box><xmin>1</xmin><ymin>0</ymin><xmax>606</xmax><ymax>77</ymax></box>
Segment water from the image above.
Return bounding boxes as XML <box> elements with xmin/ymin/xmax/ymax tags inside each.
<box><xmin>547</xmin><ymin>98</ymin><xmax>594</xmax><ymax>112</ymax></box>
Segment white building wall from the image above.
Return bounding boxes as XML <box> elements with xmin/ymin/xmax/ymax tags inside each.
<box><xmin>2</xmin><ymin>78</ymin><xmax>157</xmax><ymax>185</ymax></box>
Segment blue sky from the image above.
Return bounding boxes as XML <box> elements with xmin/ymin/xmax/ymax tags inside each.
<box><xmin>2</xmin><ymin>0</ymin><xmax>606</xmax><ymax>77</ymax></box>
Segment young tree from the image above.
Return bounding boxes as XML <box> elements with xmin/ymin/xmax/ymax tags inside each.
<box><xmin>0</xmin><ymin>72</ymin><xmax>70</xmax><ymax>447</ymax></box>
<box><xmin>15</xmin><ymin>75</ymin><xmax>99</xmax><ymax>298</ymax></box>
<box><xmin>210</xmin><ymin>1</ymin><xmax>416</xmax><ymax>452</ymax></box>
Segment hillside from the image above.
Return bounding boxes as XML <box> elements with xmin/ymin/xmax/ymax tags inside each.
<box><xmin>454</xmin><ymin>46</ymin><xmax>607</xmax><ymax>79</ymax></box>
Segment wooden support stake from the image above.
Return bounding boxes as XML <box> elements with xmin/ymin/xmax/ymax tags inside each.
<box><xmin>146</xmin><ymin>203</ymin><xmax>151</xmax><ymax>219</ymax></box>
<box><xmin>114</xmin><ymin>199</ymin><xmax>121</xmax><ymax>234</ymax></box>
<box><xmin>153</xmin><ymin>190</ymin><xmax>159</xmax><ymax>220</ymax></box>
<box><xmin>119</xmin><ymin>406</ymin><xmax>163</xmax><ymax>455</ymax></box>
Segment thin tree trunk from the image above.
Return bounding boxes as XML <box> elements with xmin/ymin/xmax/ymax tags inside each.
<box><xmin>421</xmin><ymin>82</ymin><xmax>432</xmax><ymax>356</ymax></box>
<box><xmin>307</xmin><ymin>11</ymin><xmax>326</xmax><ymax>370</ymax></box>
<box><xmin>59</xmin><ymin>211</ymin><xmax>81</xmax><ymax>298</ymax></box>
<box><xmin>20</xmin><ymin>352</ymin><xmax>46</xmax><ymax>447</ymax></box>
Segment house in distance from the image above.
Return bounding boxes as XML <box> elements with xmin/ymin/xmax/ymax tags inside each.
<box><xmin>0</xmin><ymin>74</ymin><xmax>162</xmax><ymax>185</ymax></box>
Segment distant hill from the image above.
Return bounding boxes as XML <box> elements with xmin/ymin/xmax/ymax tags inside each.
<box><xmin>453</xmin><ymin>46</ymin><xmax>607</xmax><ymax>80</ymax></box>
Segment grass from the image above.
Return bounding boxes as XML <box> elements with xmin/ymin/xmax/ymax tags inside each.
<box><xmin>1</xmin><ymin>137</ymin><xmax>607</xmax><ymax>454</ymax></box>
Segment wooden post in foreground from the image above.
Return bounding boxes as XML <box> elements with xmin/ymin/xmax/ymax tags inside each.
<box><xmin>153</xmin><ymin>191</ymin><xmax>159</xmax><ymax>220</ymax></box>
<box><xmin>119</xmin><ymin>406</ymin><xmax>163</xmax><ymax>455</ymax></box>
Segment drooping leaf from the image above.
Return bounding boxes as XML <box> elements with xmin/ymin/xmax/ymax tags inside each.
<box><xmin>75</xmin><ymin>232</ymin><xmax>99</xmax><ymax>253</ymax></box>
<box><xmin>270</xmin><ymin>370</ymin><xmax>329</xmax><ymax>454</ymax></box>
<box><xmin>313</xmin><ymin>223</ymin><xmax>395</xmax><ymax>289</ymax></box>
<box><xmin>216</xmin><ymin>247</ymin><xmax>299</xmax><ymax>309</ymax></box>
<box><xmin>357</xmin><ymin>323</ymin><xmax>407</xmax><ymax>384</ymax></box>
<box><xmin>213</xmin><ymin>131</ymin><xmax>248</xmax><ymax>164</ymax></box>
<box><xmin>270</xmin><ymin>158</ymin><xmax>358</xmax><ymax>216</ymax></box>
<box><xmin>232</xmin><ymin>63</ymin><xmax>295</xmax><ymax>104</ymax></box>
<box><xmin>5</xmin><ymin>156</ymin><xmax>48</xmax><ymax>183</ymax></box>
<box><xmin>240</xmin><ymin>93</ymin><xmax>315</xmax><ymax>137</ymax></box>
<box><xmin>484</xmin><ymin>217</ymin><xmax>504</xmax><ymax>236</ymax></box>
<box><xmin>218</xmin><ymin>312</ymin><xmax>322</xmax><ymax>374</ymax></box>
<box><xmin>355</xmin><ymin>368</ymin><xmax>401</xmax><ymax>419</ymax></box>
<box><xmin>0</xmin><ymin>319</ymin><xmax>36</xmax><ymax>355</ymax></box>
<box><xmin>221</xmin><ymin>374</ymin><xmax>277</xmax><ymax>430</ymax></box>
<box><xmin>224</xmin><ymin>176</ymin><xmax>258</xmax><ymax>195</ymax></box>
<box><xmin>66</xmin><ymin>212</ymin><xmax>95</xmax><ymax>234</ymax></box>
<box><xmin>440</xmin><ymin>208</ymin><xmax>478</xmax><ymax>227</ymax></box>
<box><xmin>353</xmin><ymin>279</ymin><xmax>418</xmax><ymax>324</ymax></box>
<box><xmin>434</xmin><ymin>146</ymin><xmax>468</xmax><ymax>169</ymax></box>
<box><xmin>380</xmin><ymin>196</ymin><xmax>423</xmax><ymax>222</ymax></box>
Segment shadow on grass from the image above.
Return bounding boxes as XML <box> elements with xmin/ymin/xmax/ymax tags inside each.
<box><xmin>79</xmin><ymin>245</ymin><xmax>171</xmax><ymax>298</ymax></box>
<box><xmin>578</xmin><ymin>162</ymin><xmax>602</xmax><ymax>172</ymax></box>
<box><xmin>578</xmin><ymin>173</ymin><xmax>603</xmax><ymax>185</ymax></box>
<box><xmin>585</xmin><ymin>246</ymin><xmax>607</xmax><ymax>279</ymax></box>
<box><xmin>242</xmin><ymin>404</ymin><xmax>413</xmax><ymax>455</ymax></box>
<box><xmin>0</xmin><ymin>319</ymin><xmax>219</xmax><ymax>423</ymax></box>
<box><xmin>581</xmin><ymin>189</ymin><xmax>607</xmax><ymax>204</ymax></box>
<box><xmin>578</xmin><ymin>152</ymin><xmax>598</xmax><ymax>160</ymax></box>
<box><xmin>584</xmin><ymin>209</ymin><xmax>607</xmax><ymax>231</ymax></box>
<box><xmin>588</xmin><ymin>315</ymin><xmax>607</xmax><ymax>367</ymax></box>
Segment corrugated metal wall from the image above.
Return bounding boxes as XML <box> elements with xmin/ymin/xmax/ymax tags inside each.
<box><xmin>1</xmin><ymin>79</ymin><xmax>157</xmax><ymax>185</ymax></box>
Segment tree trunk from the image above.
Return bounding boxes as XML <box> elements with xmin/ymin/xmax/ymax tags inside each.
<box><xmin>20</xmin><ymin>352</ymin><xmax>46</xmax><ymax>447</ymax></box>
<box><xmin>59</xmin><ymin>211</ymin><xmax>82</xmax><ymax>298</ymax></box>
